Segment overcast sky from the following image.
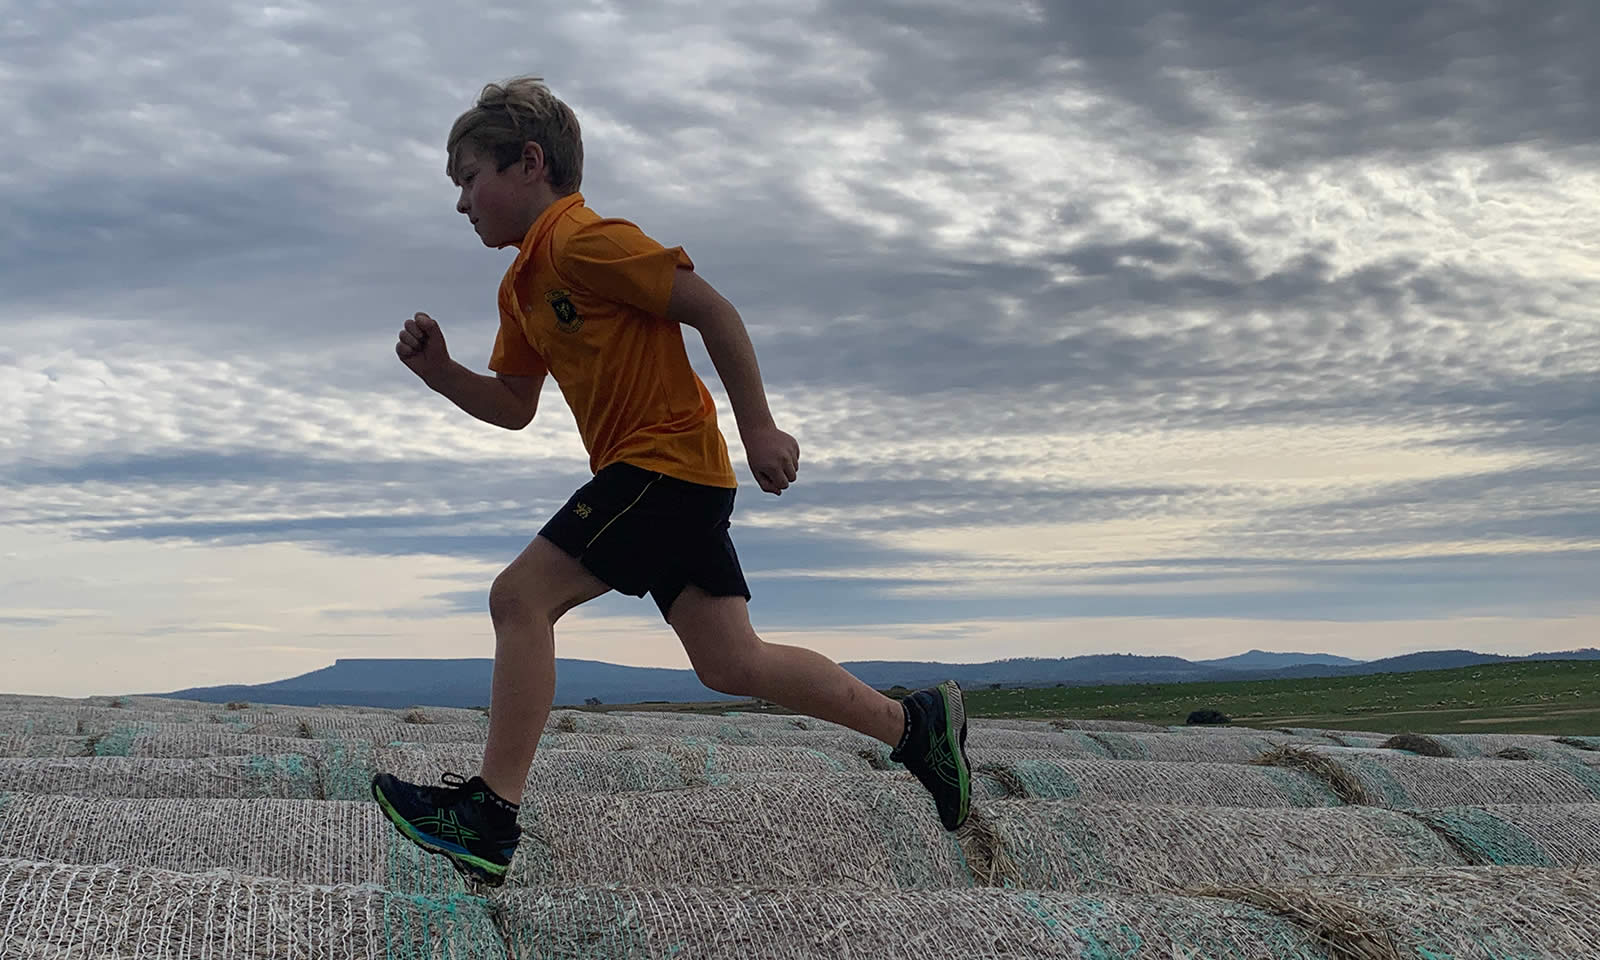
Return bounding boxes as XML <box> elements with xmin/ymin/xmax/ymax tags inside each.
<box><xmin>4</xmin><ymin>1</ymin><xmax>1599</xmax><ymax>698</ymax></box>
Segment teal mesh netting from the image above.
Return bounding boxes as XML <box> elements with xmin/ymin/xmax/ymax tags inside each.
<box><xmin>1411</xmin><ymin>807</ymin><xmax>1554</xmax><ymax>867</ymax></box>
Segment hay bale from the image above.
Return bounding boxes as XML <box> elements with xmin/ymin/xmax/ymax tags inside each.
<box><xmin>965</xmin><ymin>729</ymin><xmax>1112</xmax><ymax>756</ymax></box>
<box><xmin>660</xmin><ymin>741</ymin><xmax>877</xmax><ymax>782</ymax></box>
<box><xmin>973</xmin><ymin>754</ymin><xmax>1341</xmax><ymax>806</ymax></box>
<box><xmin>124</xmin><ymin>731</ymin><xmax>342</xmax><ymax>758</ymax></box>
<box><xmin>1495</xmin><ymin>747</ymin><xmax>1539</xmax><ymax>761</ymax></box>
<box><xmin>493</xmin><ymin>883</ymin><xmax>1334</xmax><ymax>959</ymax></box>
<box><xmin>510</xmin><ymin>774</ymin><xmax>968</xmax><ymax>890</ymax></box>
<box><xmin>540</xmin><ymin>730</ymin><xmax>892</xmax><ymax>767</ymax></box>
<box><xmin>301</xmin><ymin>721</ymin><xmax>494</xmax><ymax>744</ymax></box>
<box><xmin>1426</xmin><ymin>734</ymin><xmax>1588</xmax><ymax>760</ymax></box>
<box><xmin>1201</xmin><ymin>865</ymin><xmax>1600</xmax><ymax>960</ymax></box>
<box><xmin>375</xmin><ymin>744</ymin><xmax>688</xmax><ymax>794</ymax></box>
<box><xmin>0</xmin><ymin>712</ymin><xmax>77</xmax><ymax>736</ymax></box>
<box><xmin>1305</xmin><ymin>750</ymin><xmax>1600</xmax><ymax>808</ymax></box>
<box><xmin>963</xmin><ymin>801</ymin><xmax>1462</xmax><ymax>894</ymax></box>
<box><xmin>1049</xmin><ymin>718</ymin><xmax>1166</xmax><ymax>732</ymax></box>
<box><xmin>1556</xmin><ymin>736</ymin><xmax>1600</xmax><ymax>751</ymax></box>
<box><xmin>1275</xmin><ymin>728</ymin><xmax>1348</xmax><ymax>742</ymax></box>
<box><xmin>0</xmin><ymin>857</ymin><xmax>504</xmax><ymax>958</ymax></box>
<box><xmin>548</xmin><ymin>709</ymin><xmax>630</xmax><ymax>734</ymax></box>
<box><xmin>1407</xmin><ymin>804</ymin><xmax>1600</xmax><ymax>867</ymax></box>
<box><xmin>0</xmin><ymin>755</ymin><xmax>326</xmax><ymax>799</ymax></box>
<box><xmin>1380</xmin><ymin>733</ymin><xmax>1453</xmax><ymax>757</ymax></box>
<box><xmin>0</xmin><ymin>735</ymin><xmax>93</xmax><ymax>758</ymax></box>
<box><xmin>0</xmin><ymin>795</ymin><xmax>469</xmax><ymax>897</ymax></box>
<box><xmin>1085</xmin><ymin>731</ymin><xmax>1295</xmax><ymax>763</ymax></box>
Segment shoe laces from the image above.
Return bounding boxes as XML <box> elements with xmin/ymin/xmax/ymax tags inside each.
<box><xmin>417</xmin><ymin>771</ymin><xmax>471</xmax><ymax>806</ymax></box>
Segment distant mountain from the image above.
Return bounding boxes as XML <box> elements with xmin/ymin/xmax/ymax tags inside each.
<box><xmin>147</xmin><ymin>648</ymin><xmax>1600</xmax><ymax>710</ymax></box>
<box><xmin>1246</xmin><ymin>648</ymin><xmax>1600</xmax><ymax>681</ymax></box>
<box><xmin>1195</xmin><ymin>650</ymin><xmax>1364</xmax><ymax>671</ymax></box>
<box><xmin>157</xmin><ymin>658</ymin><xmax>742</xmax><ymax>710</ymax></box>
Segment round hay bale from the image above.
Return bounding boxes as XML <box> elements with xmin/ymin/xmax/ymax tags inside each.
<box><xmin>1494</xmin><ymin>747</ymin><xmax>1539</xmax><ymax>761</ymax></box>
<box><xmin>124</xmin><ymin>731</ymin><xmax>340</xmax><ymax>759</ymax></box>
<box><xmin>374</xmin><ymin>744</ymin><xmax>689</xmax><ymax>794</ymax></box>
<box><xmin>548</xmin><ymin>709</ymin><xmax>630</xmax><ymax>734</ymax></box>
<box><xmin>963</xmin><ymin>801</ymin><xmax>1462</xmax><ymax>895</ymax></box>
<box><xmin>0</xmin><ymin>735</ymin><xmax>93</xmax><ymax>758</ymax></box>
<box><xmin>510</xmin><ymin>775</ymin><xmax>968</xmax><ymax>890</ymax></box>
<box><xmin>1426</xmin><ymin>734</ymin><xmax>1587</xmax><ymax>760</ymax></box>
<box><xmin>299</xmin><ymin>721</ymin><xmax>493</xmax><ymax>744</ymax></box>
<box><xmin>1406</xmin><ymin>803</ymin><xmax>1600</xmax><ymax>867</ymax></box>
<box><xmin>1380</xmin><ymin>733</ymin><xmax>1454</xmax><ymax>757</ymax></box>
<box><xmin>966</xmin><ymin>729</ymin><xmax>1111</xmax><ymax>756</ymax></box>
<box><xmin>0</xmin><ymin>857</ymin><xmax>502</xmax><ymax>958</ymax></box>
<box><xmin>660</xmin><ymin>741</ymin><xmax>877</xmax><ymax>783</ymax></box>
<box><xmin>1049</xmin><ymin>718</ymin><xmax>1166</xmax><ymax>732</ymax></box>
<box><xmin>1259</xmin><ymin>747</ymin><xmax>1600</xmax><ymax>808</ymax></box>
<box><xmin>1085</xmin><ymin>731</ymin><xmax>1296</xmax><ymax>763</ymax></box>
<box><xmin>1200</xmin><ymin>865</ymin><xmax>1600</xmax><ymax>960</ymax></box>
<box><xmin>973</xmin><ymin>754</ymin><xmax>1341</xmax><ymax>806</ymax></box>
<box><xmin>967</xmin><ymin>718</ymin><xmax>1059</xmax><ymax>733</ymax></box>
<box><xmin>0</xmin><ymin>712</ymin><xmax>78</xmax><ymax>736</ymax></box>
<box><xmin>493</xmin><ymin>883</ymin><xmax>1333</xmax><ymax>960</ymax></box>
<box><xmin>0</xmin><ymin>796</ymin><xmax>469</xmax><ymax>896</ymax></box>
<box><xmin>0</xmin><ymin>755</ymin><xmax>325</xmax><ymax>799</ymax></box>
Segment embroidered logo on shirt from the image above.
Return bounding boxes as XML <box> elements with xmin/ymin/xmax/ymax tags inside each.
<box><xmin>574</xmin><ymin>502</ymin><xmax>592</xmax><ymax>519</ymax></box>
<box><xmin>546</xmin><ymin>289</ymin><xmax>583</xmax><ymax>334</ymax></box>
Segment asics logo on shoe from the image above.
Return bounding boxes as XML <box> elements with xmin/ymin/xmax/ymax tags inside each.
<box><xmin>417</xmin><ymin>809</ymin><xmax>481</xmax><ymax>845</ymax></box>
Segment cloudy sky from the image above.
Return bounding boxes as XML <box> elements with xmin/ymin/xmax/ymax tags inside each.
<box><xmin>5</xmin><ymin>1</ymin><xmax>1599</xmax><ymax>698</ymax></box>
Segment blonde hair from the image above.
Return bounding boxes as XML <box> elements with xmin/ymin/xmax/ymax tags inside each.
<box><xmin>446</xmin><ymin>76</ymin><xmax>583</xmax><ymax>194</ymax></box>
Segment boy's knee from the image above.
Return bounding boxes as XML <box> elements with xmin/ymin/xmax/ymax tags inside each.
<box><xmin>694</xmin><ymin>645</ymin><xmax>764</xmax><ymax>695</ymax></box>
<box><xmin>489</xmin><ymin>571</ymin><xmax>548</xmax><ymax>627</ymax></box>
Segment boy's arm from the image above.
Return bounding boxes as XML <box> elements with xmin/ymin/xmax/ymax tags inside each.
<box><xmin>427</xmin><ymin>363</ymin><xmax>543</xmax><ymax>431</ymax></box>
<box><xmin>667</xmin><ymin>268</ymin><xmax>799</xmax><ymax>495</ymax></box>
<box><xmin>398</xmin><ymin>312</ymin><xmax>543</xmax><ymax>429</ymax></box>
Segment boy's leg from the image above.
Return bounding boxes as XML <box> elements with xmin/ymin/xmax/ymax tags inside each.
<box><xmin>665</xmin><ymin>584</ymin><xmax>905</xmax><ymax>746</ymax></box>
<box><xmin>479</xmin><ymin>534</ymin><xmax>613</xmax><ymax>803</ymax></box>
<box><xmin>666</xmin><ymin>583</ymin><xmax>972</xmax><ymax>830</ymax></box>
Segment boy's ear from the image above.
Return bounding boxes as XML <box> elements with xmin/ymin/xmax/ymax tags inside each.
<box><xmin>521</xmin><ymin>140</ymin><xmax>548</xmax><ymax>183</ymax></box>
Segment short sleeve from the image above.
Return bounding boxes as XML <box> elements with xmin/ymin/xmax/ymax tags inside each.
<box><xmin>487</xmin><ymin>276</ymin><xmax>548</xmax><ymax>377</ymax></box>
<box><xmin>557</xmin><ymin>219</ymin><xmax>695</xmax><ymax>318</ymax></box>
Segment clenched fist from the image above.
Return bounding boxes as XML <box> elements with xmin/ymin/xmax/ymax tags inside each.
<box><xmin>397</xmin><ymin>312</ymin><xmax>451</xmax><ymax>381</ymax></box>
<box><xmin>743</xmin><ymin>425</ymin><xmax>800</xmax><ymax>495</ymax></box>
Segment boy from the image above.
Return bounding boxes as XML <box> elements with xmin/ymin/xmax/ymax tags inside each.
<box><xmin>370</xmin><ymin>76</ymin><xmax>971</xmax><ymax>887</ymax></box>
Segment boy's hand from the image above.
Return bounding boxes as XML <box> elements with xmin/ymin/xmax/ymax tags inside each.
<box><xmin>397</xmin><ymin>312</ymin><xmax>451</xmax><ymax>382</ymax></box>
<box><xmin>743</xmin><ymin>426</ymin><xmax>800</xmax><ymax>495</ymax></box>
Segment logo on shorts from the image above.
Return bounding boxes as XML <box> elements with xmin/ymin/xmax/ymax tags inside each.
<box><xmin>574</xmin><ymin>502</ymin><xmax>592</xmax><ymax>519</ymax></box>
<box><xmin>546</xmin><ymin>289</ymin><xmax>582</xmax><ymax>333</ymax></box>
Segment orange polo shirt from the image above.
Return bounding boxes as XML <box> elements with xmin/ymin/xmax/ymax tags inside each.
<box><xmin>487</xmin><ymin>193</ymin><xmax>737</xmax><ymax>489</ymax></box>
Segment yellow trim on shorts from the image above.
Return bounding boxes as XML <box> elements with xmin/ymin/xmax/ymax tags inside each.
<box><xmin>584</xmin><ymin>475</ymin><xmax>662</xmax><ymax>550</ymax></box>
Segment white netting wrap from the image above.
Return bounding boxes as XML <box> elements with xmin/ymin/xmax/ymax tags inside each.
<box><xmin>0</xmin><ymin>857</ymin><xmax>506</xmax><ymax>959</ymax></box>
<box><xmin>492</xmin><ymin>883</ymin><xmax>1332</xmax><ymax>959</ymax></box>
<box><xmin>0</xmin><ymin>756</ymin><xmax>325</xmax><ymax>799</ymax></box>
<box><xmin>509</xmin><ymin>775</ymin><xmax>969</xmax><ymax>890</ymax></box>
<box><xmin>1201</xmin><ymin>865</ymin><xmax>1600</xmax><ymax>960</ymax></box>
<box><xmin>963</xmin><ymin>800</ymin><xmax>1463</xmax><ymax>893</ymax></box>
<box><xmin>0</xmin><ymin>794</ymin><xmax>468</xmax><ymax>897</ymax></box>
<box><xmin>973</xmin><ymin>753</ymin><xmax>1341</xmax><ymax>805</ymax></box>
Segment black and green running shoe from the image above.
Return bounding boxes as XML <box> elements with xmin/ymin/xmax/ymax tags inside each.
<box><xmin>371</xmin><ymin>771</ymin><xmax>521</xmax><ymax>886</ymax></box>
<box><xmin>890</xmin><ymin>680</ymin><xmax>972</xmax><ymax>831</ymax></box>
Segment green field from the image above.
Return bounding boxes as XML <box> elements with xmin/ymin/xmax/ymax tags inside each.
<box><xmin>962</xmin><ymin>659</ymin><xmax>1600</xmax><ymax>735</ymax></box>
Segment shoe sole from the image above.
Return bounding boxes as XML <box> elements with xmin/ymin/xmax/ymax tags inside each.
<box><xmin>938</xmin><ymin>681</ymin><xmax>972</xmax><ymax>830</ymax></box>
<box><xmin>370</xmin><ymin>780</ymin><xmax>509</xmax><ymax>887</ymax></box>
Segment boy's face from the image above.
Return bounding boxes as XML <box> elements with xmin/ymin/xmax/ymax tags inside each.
<box><xmin>452</xmin><ymin>144</ymin><xmax>542</xmax><ymax>249</ymax></box>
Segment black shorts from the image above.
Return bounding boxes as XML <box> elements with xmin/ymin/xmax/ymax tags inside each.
<box><xmin>538</xmin><ymin>461</ymin><xmax>751</xmax><ymax>621</ymax></box>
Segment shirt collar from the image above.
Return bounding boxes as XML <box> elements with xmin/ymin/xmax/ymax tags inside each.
<box><xmin>512</xmin><ymin>192</ymin><xmax>585</xmax><ymax>273</ymax></box>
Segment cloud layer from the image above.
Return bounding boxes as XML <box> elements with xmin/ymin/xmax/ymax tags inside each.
<box><xmin>4</xmin><ymin>0</ymin><xmax>1598</xmax><ymax>695</ymax></box>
